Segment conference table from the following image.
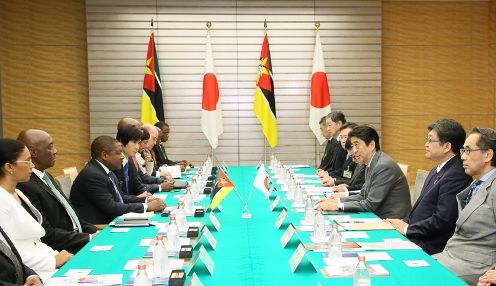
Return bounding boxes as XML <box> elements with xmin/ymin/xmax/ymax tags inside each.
<box><xmin>52</xmin><ymin>166</ymin><xmax>468</xmax><ymax>286</ymax></box>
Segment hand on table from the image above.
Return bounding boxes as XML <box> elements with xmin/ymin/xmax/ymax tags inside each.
<box><xmin>478</xmin><ymin>269</ymin><xmax>496</xmax><ymax>286</ymax></box>
<box><xmin>385</xmin><ymin>218</ymin><xmax>408</xmax><ymax>235</ymax></box>
<box><xmin>333</xmin><ymin>184</ymin><xmax>348</xmax><ymax>192</ymax></box>
<box><xmin>315</xmin><ymin>197</ymin><xmax>339</xmax><ymax>211</ymax></box>
<box><xmin>55</xmin><ymin>250</ymin><xmax>73</xmax><ymax>268</ymax></box>
<box><xmin>317</xmin><ymin>169</ymin><xmax>329</xmax><ymax>178</ymax></box>
<box><xmin>321</xmin><ymin>176</ymin><xmax>335</xmax><ymax>187</ymax></box>
<box><xmin>24</xmin><ymin>275</ymin><xmax>42</xmax><ymax>286</ymax></box>
<box><xmin>147</xmin><ymin>196</ymin><xmax>166</xmax><ymax>211</ymax></box>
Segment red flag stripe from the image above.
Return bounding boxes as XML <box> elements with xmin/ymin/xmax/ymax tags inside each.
<box><xmin>202</xmin><ymin>73</ymin><xmax>219</xmax><ymax>111</ymax></box>
<box><xmin>310</xmin><ymin>72</ymin><xmax>331</xmax><ymax>108</ymax></box>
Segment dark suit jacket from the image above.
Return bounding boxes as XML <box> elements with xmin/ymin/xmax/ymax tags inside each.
<box><xmin>153</xmin><ymin>144</ymin><xmax>176</xmax><ymax>166</ymax></box>
<box><xmin>69</xmin><ymin>159</ymin><xmax>146</xmax><ymax>224</ymax></box>
<box><xmin>346</xmin><ymin>163</ymin><xmax>366</xmax><ymax>192</ymax></box>
<box><xmin>0</xmin><ymin>226</ymin><xmax>37</xmax><ymax>286</ymax></box>
<box><xmin>318</xmin><ymin>139</ymin><xmax>335</xmax><ymax>170</ymax></box>
<box><xmin>321</xmin><ymin>139</ymin><xmax>348</xmax><ymax>175</ymax></box>
<box><xmin>331</xmin><ymin>155</ymin><xmax>358</xmax><ymax>185</ymax></box>
<box><xmin>17</xmin><ymin>172</ymin><xmax>97</xmax><ymax>253</ymax></box>
<box><xmin>115</xmin><ymin>158</ymin><xmax>147</xmax><ymax>196</ymax></box>
<box><xmin>405</xmin><ymin>155</ymin><xmax>471</xmax><ymax>255</ymax></box>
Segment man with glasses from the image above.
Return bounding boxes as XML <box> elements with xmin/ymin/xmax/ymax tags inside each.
<box><xmin>321</xmin><ymin>122</ymin><xmax>359</xmax><ymax>187</ymax></box>
<box><xmin>387</xmin><ymin>119</ymin><xmax>471</xmax><ymax>255</ymax></box>
<box><xmin>433</xmin><ymin>127</ymin><xmax>496</xmax><ymax>285</ymax></box>
<box><xmin>316</xmin><ymin>125</ymin><xmax>411</xmax><ymax>219</ymax></box>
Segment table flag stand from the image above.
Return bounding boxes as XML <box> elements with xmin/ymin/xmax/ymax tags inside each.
<box><xmin>241</xmin><ymin>186</ymin><xmax>255</xmax><ymax>219</ymax></box>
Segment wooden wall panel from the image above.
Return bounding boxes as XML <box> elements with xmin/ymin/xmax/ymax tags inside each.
<box><xmin>382</xmin><ymin>1</ymin><xmax>496</xmax><ymax>183</ymax></box>
<box><xmin>86</xmin><ymin>0</ymin><xmax>382</xmax><ymax>166</ymax></box>
<box><xmin>0</xmin><ymin>0</ymin><xmax>90</xmax><ymax>175</ymax></box>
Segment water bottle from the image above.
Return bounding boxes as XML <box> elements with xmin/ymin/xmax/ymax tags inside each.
<box><xmin>152</xmin><ymin>235</ymin><xmax>168</xmax><ymax>278</ymax></box>
<box><xmin>327</xmin><ymin>224</ymin><xmax>342</xmax><ymax>264</ymax></box>
<box><xmin>133</xmin><ymin>263</ymin><xmax>152</xmax><ymax>286</ymax></box>
<box><xmin>183</xmin><ymin>189</ymin><xmax>195</xmax><ymax>215</ymax></box>
<box><xmin>303</xmin><ymin>195</ymin><xmax>315</xmax><ymax>224</ymax></box>
<box><xmin>191</xmin><ymin>176</ymin><xmax>200</xmax><ymax>201</ymax></box>
<box><xmin>313</xmin><ymin>210</ymin><xmax>326</xmax><ymax>242</ymax></box>
<box><xmin>293</xmin><ymin>183</ymin><xmax>305</xmax><ymax>207</ymax></box>
<box><xmin>175</xmin><ymin>201</ymin><xmax>187</xmax><ymax>232</ymax></box>
<box><xmin>167</xmin><ymin>215</ymin><xmax>180</xmax><ymax>251</ymax></box>
<box><xmin>353</xmin><ymin>255</ymin><xmax>371</xmax><ymax>286</ymax></box>
<box><xmin>288</xmin><ymin>175</ymin><xmax>296</xmax><ymax>199</ymax></box>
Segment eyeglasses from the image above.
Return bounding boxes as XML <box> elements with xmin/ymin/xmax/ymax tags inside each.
<box><xmin>460</xmin><ymin>147</ymin><xmax>488</xmax><ymax>155</ymax></box>
<box><xmin>425</xmin><ymin>137</ymin><xmax>440</xmax><ymax>144</ymax></box>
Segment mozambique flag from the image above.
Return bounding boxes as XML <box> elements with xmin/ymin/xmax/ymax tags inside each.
<box><xmin>254</xmin><ymin>33</ymin><xmax>278</xmax><ymax>147</ymax></box>
<box><xmin>210</xmin><ymin>168</ymin><xmax>235</xmax><ymax>210</ymax></box>
<box><xmin>141</xmin><ymin>31</ymin><xmax>165</xmax><ymax>125</ymax></box>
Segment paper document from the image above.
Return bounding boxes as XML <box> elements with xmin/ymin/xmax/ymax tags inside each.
<box><xmin>358</xmin><ymin>240</ymin><xmax>420</xmax><ymax>250</ymax></box>
<box><xmin>160</xmin><ymin>165</ymin><xmax>182</xmax><ymax>178</ymax></box>
<box><xmin>45</xmin><ymin>274</ymin><xmax>122</xmax><ymax>286</ymax></box>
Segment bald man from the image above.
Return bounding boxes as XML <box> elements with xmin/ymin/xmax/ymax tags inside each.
<box><xmin>117</xmin><ymin>117</ymin><xmax>141</xmax><ymax>131</ymax></box>
<box><xmin>17</xmin><ymin>129</ymin><xmax>98</xmax><ymax>253</ymax></box>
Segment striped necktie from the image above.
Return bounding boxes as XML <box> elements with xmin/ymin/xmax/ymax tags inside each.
<box><xmin>464</xmin><ymin>180</ymin><xmax>483</xmax><ymax>206</ymax></box>
<box><xmin>43</xmin><ymin>173</ymin><xmax>83</xmax><ymax>232</ymax></box>
<box><xmin>108</xmin><ymin>172</ymin><xmax>124</xmax><ymax>203</ymax></box>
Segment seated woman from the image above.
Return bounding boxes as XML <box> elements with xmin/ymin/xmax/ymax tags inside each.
<box><xmin>0</xmin><ymin>139</ymin><xmax>72</xmax><ymax>280</ymax></box>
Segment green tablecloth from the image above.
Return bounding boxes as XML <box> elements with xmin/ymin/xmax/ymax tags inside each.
<box><xmin>54</xmin><ymin>166</ymin><xmax>467</xmax><ymax>286</ymax></box>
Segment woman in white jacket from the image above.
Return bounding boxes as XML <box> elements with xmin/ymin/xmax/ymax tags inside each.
<box><xmin>0</xmin><ymin>138</ymin><xmax>73</xmax><ymax>280</ymax></box>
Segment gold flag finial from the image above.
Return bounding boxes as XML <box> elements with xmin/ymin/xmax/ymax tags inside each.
<box><xmin>206</xmin><ymin>21</ymin><xmax>212</xmax><ymax>30</ymax></box>
<box><xmin>315</xmin><ymin>22</ymin><xmax>320</xmax><ymax>30</ymax></box>
<box><xmin>264</xmin><ymin>19</ymin><xmax>267</xmax><ymax>29</ymax></box>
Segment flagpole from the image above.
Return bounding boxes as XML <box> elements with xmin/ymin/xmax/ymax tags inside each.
<box><xmin>263</xmin><ymin>19</ymin><xmax>268</xmax><ymax>166</ymax></box>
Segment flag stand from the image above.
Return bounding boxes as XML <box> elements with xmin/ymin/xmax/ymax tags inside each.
<box><xmin>241</xmin><ymin>186</ymin><xmax>254</xmax><ymax>219</ymax></box>
<box><xmin>264</xmin><ymin>139</ymin><xmax>267</xmax><ymax>165</ymax></box>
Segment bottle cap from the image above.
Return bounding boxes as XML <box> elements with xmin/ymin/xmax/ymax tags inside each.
<box><xmin>170</xmin><ymin>214</ymin><xmax>176</xmax><ymax>220</ymax></box>
<box><xmin>156</xmin><ymin>235</ymin><xmax>163</xmax><ymax>241</ymax></box>
<box><xmin>332</xmin><ymin>224</ymin><xmax>338</xmax><ymax>229</ymax></box>
<box><xmin>358</xmin><ymin>255</ymin><xmax>366</xmax><ymax>262</ymax></box>
<box><xmin>137</xmin><ymin>263</ymin><xmax>147</xmax><ymax>270</ymax></box>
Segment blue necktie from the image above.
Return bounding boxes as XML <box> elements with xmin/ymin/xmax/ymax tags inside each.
<box><xmin>108</xmin><ymin>172</ymin><xmax>124</xmax><ymax>203</ymax></box>
<box><xmin>464</xmin><ymin>180</ymin><xmax>483</xmax><ymax>206</ymax></box>
<box><xmin>123</xmin><ymin>162</ymin><xmax>129</xmax><ymax>194</ymax></box>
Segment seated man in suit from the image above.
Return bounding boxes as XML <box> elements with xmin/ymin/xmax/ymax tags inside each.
<box><xmin>154</xmin><ymin>121</ymin><xmax>191</xmax><ymax>171</ymax></box>
<box><xmin>433</xmin><ymin>127</ymin><xmax>496</xmax><ymax>285</ymax></box>
<box><xmin>317</xmin><ymin>111</ymin><xmax>348</xmax><ymax>177</ymax></box>
<box><xmin>69</xmin><ymin>136</ymin><xmax>165</xmax><ymax>224</ymax></box>
<box><xmin>387</xmin><ymin>119</ymin><xmax>471</xmax><ymax>255</ymax></box>
<box><xmin>316</xmin><ymin>125</ymin><xmax>411</xmax><ymax>219</ymax></box>
<box><xmin>0</xmin><ymin>226</ymin><xmax>42</xmax><ymax>286</ymax></box>
<box><xmin>331</xmin><ymin>138</ymin><xmax>365</xmax><ymax>194</ymax></box>
<box><xmin>116</xmin><ymin>126</ymin><xmax>173</xmax><ymax>195</ymax></box>
<box><xmin>16</xmin><ymin>129</ymin><xmax>98</xmax><ymax>254</ymax></box>
<box><xmin>316</xmin><ymin>116</ymin><xmax>333</xmax><ymax>170</ymax></box>
<box><xmin>321</xmin><ymin>122</ymin><xmax>358</xmax><ymax>186</ymax></box>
